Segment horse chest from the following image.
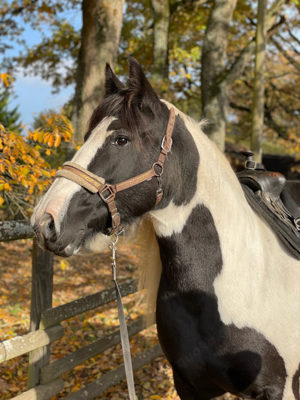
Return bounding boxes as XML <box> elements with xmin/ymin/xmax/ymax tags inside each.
<box><xmin>156</xmin><ymin>273</ymin><xmax>286</xmax><ymax>399</ymax></box>
<box><xmin>155</xmin><ymin>204</ymin><xmax>296</xmax><ymax>399</ymax></box>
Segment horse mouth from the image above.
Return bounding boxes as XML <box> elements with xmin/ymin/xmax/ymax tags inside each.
<box><xmin>48</xmin><ymin>229</ymin><xmax>86</xmax><ymax>258</ymax></box>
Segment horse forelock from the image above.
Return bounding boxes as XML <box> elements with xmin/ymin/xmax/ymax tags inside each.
<box><xmin>85</xmin><ymin>87</ymin><xmax>165</xmax><ymax>145</ymax></box>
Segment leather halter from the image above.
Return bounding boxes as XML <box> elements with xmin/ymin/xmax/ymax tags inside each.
<box><xmin>55</xmin><ymin>108</ymin><xmax>176</xmax><ymax>235</ymax></box>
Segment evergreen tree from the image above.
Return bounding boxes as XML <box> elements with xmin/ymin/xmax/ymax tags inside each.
<box><xmin>0</xmin><ymin>89</ymin><xmax>22</xmax><ymax>133</ymax></box>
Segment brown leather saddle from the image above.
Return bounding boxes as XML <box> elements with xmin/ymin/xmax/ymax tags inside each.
<box><xmin>237</xmin><ymin>151</ymin><xmax>300</xmax><ymax>259</ymax></box>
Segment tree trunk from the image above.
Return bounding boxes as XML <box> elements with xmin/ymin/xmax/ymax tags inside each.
<box><xmin>72</xmin><ymin>0</ymin><xmax>125</xmax><ymax>143</ymax></box>
<box><xmin>201</xmin><ymin>0</ymin><xmax>288</xmax><ymax>152</ymax></box>
<box><xmin>150</xmin><ymin>0</ymin><xmax>170</xmax><ymax>83</ymax></box>
<box><xmin>201</xmin><ymin>0</ymin><xmax>237</xmax><ymax>152</ymax></box>
<box><xmin>251</xmin><ymin>0</ymin><xmax>266</xmax><ymax>162</ymax></box>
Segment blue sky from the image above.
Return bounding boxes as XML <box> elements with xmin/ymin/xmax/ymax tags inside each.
<box><xmin>1</xmin><ymin>5</ymin><xmax>82</xmax><ymax>129</ymax></box>
<box><xmin>10</xmin><ymin>71</ymin><xmax>75</xmax><ymax>128</ymax></box>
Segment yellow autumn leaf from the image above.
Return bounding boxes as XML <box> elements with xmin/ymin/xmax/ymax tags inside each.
<box><xmin>46</xmin><ymin>116</ymin><xmax>54</xmax><ymax>126</ymax></box>
<box><xmin>54</xmin><ymin>133</ymin><xmax>61</xmax><ymax>147</ymax></box>
<box><xmin>43</xmin><ymin>133</ymin><xmax>51</xmax><ymax>144</ymax></box>
<box><xmin>33</xmin><ymin>130</ymin><xmax>39</xmax><ymax>141</ymax></box>
<box><xmin>28</xmin><ymin>181</ymin><xmax>35</xmax><ymax>194</ymax></box>
<box><xmin>73</xmin><ymin>365</ymin><xmax>86</xmax><ymax>371</ymax></box>
<box><xmin>60</xmin><ymin>114</ymin><xmax>69</xmax><ymax>125</ymax></box>
<box><xmin>46</xmin><ymin>149</ymin><xmax>51</xmax><ymax>156</ymax></box>
<box><xmin>47</xmin><ymin>135</ymin><xmax>54</xmax><ymax>147</ymax></box>
<box><xmin>0</xmin><ymin>196</ymin><xmax>4</xmax><ymax>206</ymax></box>
<box><xmin>1</xmin><ymin>73</ymin><xmax>9</xmax><ymax>87</ymax></box>
<box><xmin>21</xmin><ymin>178</ymin><xmax>28</xmax><ymax>188</ymax></box>
<box><xmin>41</xmin><ymin>170</ymin><xmax>51</xmax><ymax>177</ymax></box>
<box><xmin>38</xmin><ymin>130</ymin><xmax>44</xmax><ymax>143</ymax></box>
<box><xmin>60</xmin><ymin>260</ymin><xmax>69</xmax><ymax>270</ymax></box>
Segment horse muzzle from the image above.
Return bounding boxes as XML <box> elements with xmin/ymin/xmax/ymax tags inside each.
<box><xmin>32</xmin><ymin>204</ymin><xmax>86</xmax><ymax>257</ymax></box>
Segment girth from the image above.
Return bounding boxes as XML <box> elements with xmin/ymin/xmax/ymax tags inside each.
<box><xmin>55</xmin><ymin>107</ymin><xmax>176</xmax><ymax>235</ymax></box>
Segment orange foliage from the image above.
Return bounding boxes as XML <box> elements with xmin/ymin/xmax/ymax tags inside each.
<box><xmin>0</xmin><ymin>74</ymin><xmax>78</xmax><ymax>219</ymax></box>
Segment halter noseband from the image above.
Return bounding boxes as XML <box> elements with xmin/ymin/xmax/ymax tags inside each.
<box><xmin>55</xmin><ymin>108</ymin><xmax>176</xmax><ymax>235</ymax></box>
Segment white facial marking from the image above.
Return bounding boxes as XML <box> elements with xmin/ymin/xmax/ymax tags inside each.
<box><xmin>151</xmin><ymin>100</ymin><xmax>300</xmax><ymax>399</ymax></box>
<box><xmin>32</xmin><ymin>117</ymin><xmax>115</xmax><ymax>236</ymax></box>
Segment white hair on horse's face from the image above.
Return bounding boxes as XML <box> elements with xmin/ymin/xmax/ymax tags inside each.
<box><xmin>31</xmin><ymin>116</ymin><xmax>115</xmax><ymax>252</ymax></box>
<box><xmin>142</xmin><ymin>99</ymin><xmax>300</xmax><ymax>400</ymax></box>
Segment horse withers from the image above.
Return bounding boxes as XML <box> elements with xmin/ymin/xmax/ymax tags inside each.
<box><xmin>31</xmin><ymin>58</ymin><xmax>300</xmax><ymax>400</ymax></box>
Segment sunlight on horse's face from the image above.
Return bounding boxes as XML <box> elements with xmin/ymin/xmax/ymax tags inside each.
<box><xmin>31</xmin><ymin>60</ymin><xmax>170</xmax><ymax>257</ymax></box>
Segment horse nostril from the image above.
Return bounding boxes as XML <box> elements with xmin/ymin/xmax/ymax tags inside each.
<box><xmin>39</xmin><ymin>213</ymin><xmax>57</xmax><ymax>240</ymax></box>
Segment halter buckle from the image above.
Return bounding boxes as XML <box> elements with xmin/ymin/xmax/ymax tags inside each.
<box><xmin>161</xmin><ymin>136</ymin><xmax>172</xmax><ymax>153</ymax></box>
<box><xmin>245</xmin><ymin>160</ymin><xmax>257</xmax><ymax>170</ymax></box>
<box><xmin>99</xmin><ymin>185</ymin><xmax>115</xmax><ymax>203</ymax></box>
<box><xmin>111</xmin><ymin>212</ymin><xmax>120</xmax><ymax>229</ymax></box>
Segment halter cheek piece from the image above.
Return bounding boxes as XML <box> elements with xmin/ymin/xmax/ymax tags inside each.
<box><xmin>55</xmin><ymin>108</ymin><xmax>176</xmax><ymax>235</ymax></box>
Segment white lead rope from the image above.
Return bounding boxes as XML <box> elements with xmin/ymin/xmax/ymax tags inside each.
<box><xmin>106</xmin><ymin>233</ymin><xmax>137</xmax><ymax>400</ymax></box>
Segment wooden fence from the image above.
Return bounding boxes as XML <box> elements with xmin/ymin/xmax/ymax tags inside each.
<box><xmin>0</xmin><ymin>220</ymin><xmax>162</xmax><ymax>400</ymax></box>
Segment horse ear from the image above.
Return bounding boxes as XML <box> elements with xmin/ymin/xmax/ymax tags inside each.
<box><xmin>105</xmin><ymin>63</ymin><xmax>125</xmax><ymax>96</ymax></box>
<box><xmin>127</xmin><ymin>57</ymin><xmax>160</xmax><ymax>112</ymax></box>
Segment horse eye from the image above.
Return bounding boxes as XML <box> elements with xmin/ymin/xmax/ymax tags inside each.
<box><xmin>115</xmin><ymin>138</ymin><xmax>129</xmax><ymax>147</ymax></box>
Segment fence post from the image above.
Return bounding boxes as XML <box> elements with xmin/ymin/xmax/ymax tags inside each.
<box><xmin>27</xmin><ymin>237</ymin><xmax>54</xmax><ymax>389</ymax></box>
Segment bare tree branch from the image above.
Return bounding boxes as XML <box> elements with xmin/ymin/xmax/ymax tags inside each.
<box><xmin>288</xmin><ymin>28</ymin><xmax>300</xmax><ymax>47</ymax></box>
<box><xmin>275</xmin><ymin>31</ymin><xmax>300</xmax><ymax>56</ymax></box>
<box><xmin>230</xmin><ymin>100</ymin><xmax>288</xmax><ymax>138</ymax></box>
<box><xmin>170</xmin><ymin>0</ymin><xmax>208</xmax><ymax>14</ymax></box>
<box><xmin>229</xmin><ymin>101</ymin><xmax>250</xmax><ymax>113</ymax></box>
<box><xmin>271</xmin><ymin>36</ymin><xmax>300</xmax><ymax>73</ymax></box>
<box><xmin>269</xmin><ymin>82</ymin><xmax>300</xmax><ymax>100</ymax></box>
<box><xmin>267</xmin><ymin>15</ymin><xmax>286</xmax><ymax>36</ymax></box>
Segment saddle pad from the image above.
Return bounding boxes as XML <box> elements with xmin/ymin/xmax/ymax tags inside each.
<box><xmin>241</xmin><ymin>184</ymin><xmax>300</xmax><ymax>260</ymax></box>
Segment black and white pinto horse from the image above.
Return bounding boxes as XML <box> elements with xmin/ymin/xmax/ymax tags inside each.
<box><xmin>32</xmin><ymin>58</ymin><xmax>300</xmax><ymax>400</ymax></box>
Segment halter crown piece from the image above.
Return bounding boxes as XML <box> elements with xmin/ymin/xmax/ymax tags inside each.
<box><xmin>55</xmin><ymin>107</ymin><xmax>176</xmax><ymax>235</ymax></box>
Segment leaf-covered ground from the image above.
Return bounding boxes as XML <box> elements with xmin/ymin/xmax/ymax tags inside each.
<box><xmin>0</xmin><ymin>237</ymin><xmax>180</xmax><ymax>399</ymax></box>
<box><xmin>0</xmin><ymin>238</ymin><xmax>240</xmax><ymax>400</ymax></box>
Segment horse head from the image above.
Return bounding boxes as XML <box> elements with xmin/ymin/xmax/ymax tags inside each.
<box><xmin>31</xmin><ymin>58</ymin><xmax>198</xmax><ymax>257</ymax></box>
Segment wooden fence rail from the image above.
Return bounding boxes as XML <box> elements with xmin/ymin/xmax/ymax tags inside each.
<box><xmin>40</xmin><ymin>279</ymin><xmax>138</xmax><ymax>329</ymax></box>
<box><xmin>0</xmin><ymin>220</ymin><xmax>33</xmax><ymax>241</ymax></box>
<box><xmin>0</xmin><ymin>220</ymin><xmax>162</xmax><ymax>400</ymax></box>
<box><xmin>0</xmin><ymin>324</ymin><xmax>64</xmax><ymax>362</ymax></box>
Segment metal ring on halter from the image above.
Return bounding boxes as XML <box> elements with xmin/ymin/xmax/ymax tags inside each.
<box><xmin>106</xmin><ymin>227</ymin><xmax>125</xmax><ymax>245</ymax></box>
<box><xmin>106</xmin><ymin>233</ymin><xmax>119</xmax><ymax>246</ymax></box>
<box><xmin>152</xmin><ymin>162</ymin><xmax>163</xmax><ymax>176</ymax></box>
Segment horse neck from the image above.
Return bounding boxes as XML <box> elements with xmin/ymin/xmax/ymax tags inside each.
<box><xmin>149</xmin><ymin>116</ymin><xmax>257</xmax><ymax>288</ymax></box>
<box><xmin>150</xmin><ymin>115</ymin><xmax>252</xmax><ymax>239</ymax></box>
